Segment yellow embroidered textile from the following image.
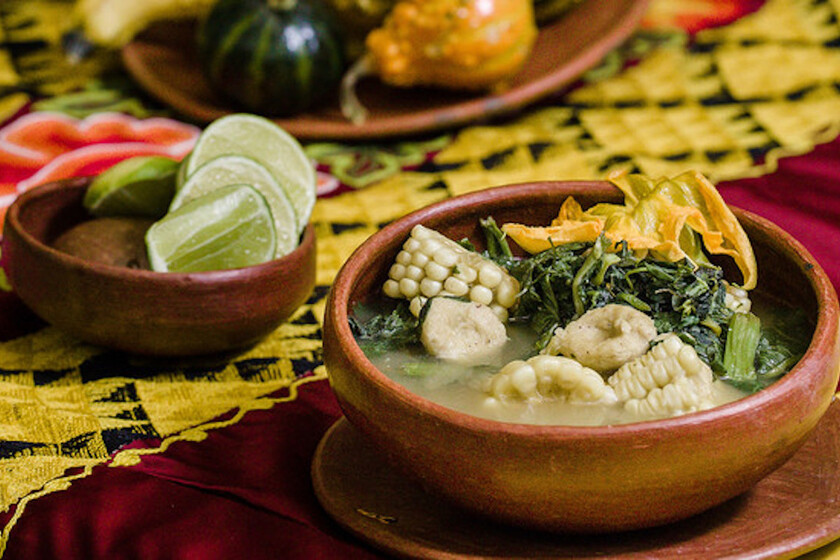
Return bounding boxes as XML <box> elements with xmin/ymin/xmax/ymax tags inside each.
<box><xmin>0</xmin><ymin>304</ymin><xmax>325</xmax><ymax>511</ymax></box>
<box><xmin>0</xmin><ymin>0</ymin><xmax>120</xmax><ymax>98</ymax></box>
<box><xmin>3</xmin><ymin>0</ymin><xmax>840</xmax><ymax>553</ymax></box>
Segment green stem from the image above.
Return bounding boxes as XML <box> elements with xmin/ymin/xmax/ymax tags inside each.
<box><xmin>340</xmin><ymin>54</ymin><xmax>374</xmax><ymax>125</ymax></box>
<box><xmin>480</xmin><ymin>217</ymin><xmax>513</xmax><ymax>260</ymax></box>
<box><xmin>571</xmin><ymin>236</ymin><xmax>609</xmax><ymax>316</ymax></box>
<box><xmin>267</xmin><ymin>0</ymin><xmax>297</xmax><ymax>11</ymax></box>
<box><xmin>723</xmin><ymin>311</ymin><xmax>761</xmax><ymax>381</ymax></box>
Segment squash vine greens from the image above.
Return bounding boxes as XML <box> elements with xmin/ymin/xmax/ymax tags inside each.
<box><xmin>478</xmin><ymin>217</ymin><xmax>803</xmax><ymax>392</ymax></box>
<box><xmin>350</xmin><ymin>301</ymin><xmax>418</xmax><ymax>356</ymax></box>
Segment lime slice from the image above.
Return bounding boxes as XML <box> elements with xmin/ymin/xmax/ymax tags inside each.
<box><xmin>84</xmin><ymin>156</ymin><xmax>178</xmax><ymax>218</ymax></box>
<box><xmin>146</xmin><ymin>184</ymin><xmax>277</xmax><ymax>273</ymax></box>
<box><xmin>184</xmin><ymin>114</ymin><xmax>315</xmax><ymax>233</ymax></box>
<box><xmin>175</xmin><ymin>152</ymin><xmax>191</xmax><ymax>191</ymax></box>
<box><xmin>170</xmin><ymin>155</ymin><xmax>298</xmax><ymax>258</ymax></box>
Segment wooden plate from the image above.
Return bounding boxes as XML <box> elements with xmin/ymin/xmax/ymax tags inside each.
<box><xmin>121</xmin><ymin>0</ymin><xmax>649</xmax><ymax>141</ymax></box>
<box><xmin>312</xmin><ymin>407</ymin><xmax>840</xmax><ymax>559</ymax></box>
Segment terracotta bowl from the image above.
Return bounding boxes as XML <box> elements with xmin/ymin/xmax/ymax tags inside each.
<box><xmin>322</xmin><ymin>180</ymin><xmax>840</xmax><ymax>533</ymax></box>
<box><xmin>3</xmin><ymin>177</ymin><xmax>316</xmax><ymax>356</ymax></box>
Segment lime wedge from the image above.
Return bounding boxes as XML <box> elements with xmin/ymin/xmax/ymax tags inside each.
<box><xmin>146</xmin><ymin>184</ymin><xmax>277</xmax><ymax>272</ymax></box>
<box><xmin>170</xmin><ymin>155</ymin><xmax>298</xmax><ymax>258</ymax></box>
<box><xmin>184</xmin><ymin>114</ymin><xmax>315</xmax><ymax>233</ymax></box>
<box><xmin>175</xmin><ymin>152</ymin><xmax>191</xmax><ymax>191</ymax></box>
<box><xmin>84</xmin><ymin>156</ymin><xmax>178</xmax><ymax>218</ymax></box>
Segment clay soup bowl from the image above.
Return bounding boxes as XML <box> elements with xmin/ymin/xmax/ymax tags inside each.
<box><xmin>3</xmin><ymin>177</ymin><xmax>316</xmax><ymax>356</ymax></box>
<box><xmin>322</xmin><ymin>180</ymin><xmax>840</xmax><ymax>532</ymax></box>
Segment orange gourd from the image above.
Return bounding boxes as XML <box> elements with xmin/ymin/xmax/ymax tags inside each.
<box><xmin>340</xmin><ymin>0</ymin><xmax>538</xmax><ymax>123</ymax></box>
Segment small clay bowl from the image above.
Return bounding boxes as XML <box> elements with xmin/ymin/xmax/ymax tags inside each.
<box><xmin>322</xmin><ymin>180</ymin><xmax>840</xmax><ymax>533</ymax></box>
<box><xmin>3</xmin><ymin>177</ymin><xmax>316</xmax><ymax>356</ymax></box>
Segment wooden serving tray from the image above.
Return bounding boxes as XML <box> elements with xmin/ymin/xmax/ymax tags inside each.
<box><xmin>312</xmin><ymin>407</ymin><xmax>840</xmax><ymax>559</ymax></box>
<box><xmin>121</xmin><ymin>0</ymin><xmax>649</xmax><ymax>141</ymax></box>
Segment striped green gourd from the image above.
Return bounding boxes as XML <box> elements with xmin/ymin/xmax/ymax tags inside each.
<box><xmin>197</xmin><ymin>0</ymin><xmax>345</xmax><ymax>116</ymax></box>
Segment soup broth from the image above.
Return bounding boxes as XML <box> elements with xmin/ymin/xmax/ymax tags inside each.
<box><xmin>356</xmin><ymin>293</ymin><xmax>811</xmax><ymax>426</ymax></box>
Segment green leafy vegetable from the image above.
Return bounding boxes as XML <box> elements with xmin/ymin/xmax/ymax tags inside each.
<box><xmin>402</xmin><ymin>362</ymin><xmax>436</xmax><ymax>377</ymax></box>
<box><xmin>723</xmin><ymin>307</ymin><xmax>808</xmax><ymax>391</ymax></box>
<box><xmin>349</xmin><ymin>301</ymin><xmax>419</xmax><ymax>356</ymax></box>
<box><xmin>722</xmin><ymin>312</ymin><xmax>761</xmax><ymax>385</ymax></box>
<box><xmin>491</xmin><ymin>231</ymin><xmax>734</xmax><ymax>363</ymax></box>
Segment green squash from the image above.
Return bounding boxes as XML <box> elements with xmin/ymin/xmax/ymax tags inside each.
<box><xmin>197</xmin><ymin>0</ymin><xmax>346</xmax><ymax>117</ymax></box>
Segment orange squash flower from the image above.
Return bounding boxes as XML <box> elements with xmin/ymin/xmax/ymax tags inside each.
<box><xmin>501</xmin><ymin>170</ymin><xmax>758</xmax><ymax>289</ymax></box>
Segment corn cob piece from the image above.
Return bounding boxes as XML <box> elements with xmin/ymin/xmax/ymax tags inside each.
<box><xmin>724</xmin><ymin>282</ymin><xmax>752</xmax><ymax>314</ymax></box>
<box><xmin>607</xmin><ymin>334</ymin><xmax>714</xmax><ymax>419</ymax></box>
<box><xmin>383</xmin><ymin>224</ymin><xmax>520</xmax><ymax>321</ymax></box>
<box><xmin>484</xmin><ymin>355</ymin><xmax>616</xmax><ymax>404</ymax></box>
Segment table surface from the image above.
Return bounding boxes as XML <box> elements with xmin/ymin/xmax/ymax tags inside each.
<box><xmin>2</xmin><ymin>1</ymin><xmax>840</xmax><ymax>559</ymax></box>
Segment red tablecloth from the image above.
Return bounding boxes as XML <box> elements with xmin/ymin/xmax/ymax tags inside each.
<box><xmin>2</xmin><ymin>381</ymin><xmax>380</xmax><ymax>560</ymax></box>
<box><xmin>719</xmin><ymin>137</ymin><xmax>840</xmax><ymax>291</ymax></box>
